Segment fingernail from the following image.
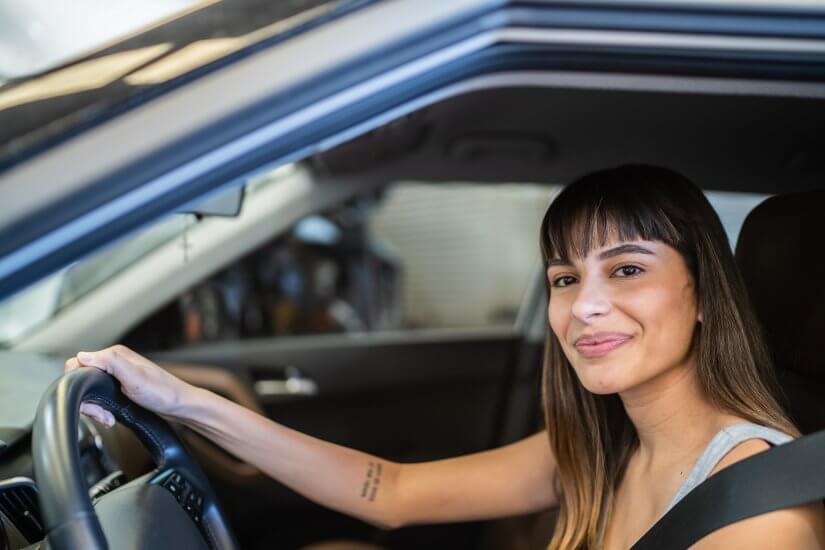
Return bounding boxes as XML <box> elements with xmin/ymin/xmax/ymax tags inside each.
<box><xmin>77</xmin><ymin>351</ymin><xmax>93</xmax><ymax>362</ymax></box>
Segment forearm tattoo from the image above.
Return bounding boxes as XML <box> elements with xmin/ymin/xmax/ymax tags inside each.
<box><xmin>360</xmin><ymin>461</ymin><xmax>383</xmax><ymax>502</ymax></box>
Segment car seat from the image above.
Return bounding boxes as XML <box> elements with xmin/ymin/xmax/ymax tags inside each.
<box><xmin>735</xmin><ymin>190</ymin><xmax>825</xmax><ymax>435</ymax></box>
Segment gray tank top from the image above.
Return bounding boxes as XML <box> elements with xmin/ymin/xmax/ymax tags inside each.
<box><xmin>664</xmin><ymin>422</ymin><xmax>793</xmax><ymax>514</ymax></box>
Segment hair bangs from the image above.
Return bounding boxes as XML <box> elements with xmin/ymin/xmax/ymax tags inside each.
<box><xmin>541</xmin><ymin>171</ymin><xmax>683</xmax><ymax>265</ymax></box>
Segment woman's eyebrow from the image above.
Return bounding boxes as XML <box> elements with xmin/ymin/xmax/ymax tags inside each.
<box><xmin>547</xmin><ymin>244</ymin><xmax>655</xmax><ymax>267</ymax></box>
<box><xmin>598</xmin><ymin>243</ymin><xmax>656</xmax><ymax>260</ymax></box>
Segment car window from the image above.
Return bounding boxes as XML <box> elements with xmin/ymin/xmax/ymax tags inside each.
<box><xmin>0</xmin><ymin>161</ymin><xmax>307</xmax><ymax>348</ymax></box>
<box><xmin>0</xmin><ymin>213</ymin><xmax>197</xmax><ymax>346</ymax></box>
<box><xmin>370</xmin><ymin>183</ymin><xmax>557</xmax><ymax>328</ymax></box>
<box><xmin>705</xmin><ymin>190</ymin><xmax>769</xmax><ymax>247</ymax></box>
<box><xmin>122</xmin><ymin>182</ymin><xmax>561</xmax><ymax>350</ymax></box>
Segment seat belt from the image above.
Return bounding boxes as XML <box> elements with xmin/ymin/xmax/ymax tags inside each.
<box><xmin>632</xmin><ymin>428</ymin><xmax>825</xmax><ymax>549</ymax></box>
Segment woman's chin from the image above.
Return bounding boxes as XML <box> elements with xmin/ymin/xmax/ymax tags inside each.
<box><xmin>582</xmin><ymin>381</ymin><xmax>624</xmax><ymax>395</ymax></box>
<box><xmin>574</xmin><ymin>363</ymin><xmax>632</xmax><ymax>395</ymax></box>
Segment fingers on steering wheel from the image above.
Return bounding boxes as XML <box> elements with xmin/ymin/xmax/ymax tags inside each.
<box><xmin>80</xmin><ymin>402</ymin><xmax>116</xmax><ymax>428</ymax></box>
<box><xmin>64</xmin><ymin>356</ymin><xmax>79</xmax><ymax>373</ymax></box>
<box><xmin>68</xmin><ymin>351</ymin><xmax>118</xmax><ymax>428</ymax></box>
<box><xmin>76</xmin><ymin>349</ymin><xmax>117</xmax><ymax>375</ymax></box>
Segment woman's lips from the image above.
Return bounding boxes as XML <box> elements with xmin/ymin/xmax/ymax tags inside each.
<box><xmin>574</xmin><ymin>334</ymin><xmax>633</xmax><ymax>358</ymax></box>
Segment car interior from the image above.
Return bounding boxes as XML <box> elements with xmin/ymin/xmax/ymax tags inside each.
<box><xmin>0</xmin><ymin>76</ymin><xmax>824</xmax><ymax>550</ymax></box>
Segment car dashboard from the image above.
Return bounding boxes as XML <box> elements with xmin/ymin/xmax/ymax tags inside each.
<box><xmin>0</xmin><ymin>352</ymin><xmax>130</xmax><ymax>550</ymax></box>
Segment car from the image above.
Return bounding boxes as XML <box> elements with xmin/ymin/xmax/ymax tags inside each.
<box><xmin>0</xmin><ymin>1</ymin><xmax>823</xmax><ymax>549</ymax></box>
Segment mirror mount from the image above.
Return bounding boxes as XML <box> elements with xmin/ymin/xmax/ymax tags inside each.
<box><xmin>176</xmin><ymin>185</ymin><xmax>245</xmax><ymax>218</ymax></box>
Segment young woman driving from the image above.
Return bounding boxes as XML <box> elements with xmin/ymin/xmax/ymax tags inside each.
<box><xmin>66</xmin><ymin>165</ymin><xmax>825</xmax><ymax>549</ymax></box>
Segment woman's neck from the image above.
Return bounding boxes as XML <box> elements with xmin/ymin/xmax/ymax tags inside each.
<box><xmin>620</xmin><ymin>361</ymin><xmax>732</xmax><ymax>468</ymax></box>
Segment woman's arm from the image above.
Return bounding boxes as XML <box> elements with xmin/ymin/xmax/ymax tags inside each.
<box><xmin>180</xmin><ymin>388</ymin><xmax>557</xmax><ymax>529</ymax></box>
<box><xmin>67</xmin><ymin>345</ymin><xmax>559</xmax><ymax>529</ymax></box>
<box><xmin>396</xmin><ymin>430</ymin><xmax>558</xmax><ymax>525</ymax></box>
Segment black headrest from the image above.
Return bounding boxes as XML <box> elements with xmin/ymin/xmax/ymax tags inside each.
<box><xmin>735</xmin><ymin>191</ymin><xmax>825</xmax><ymax>383</ymax></box>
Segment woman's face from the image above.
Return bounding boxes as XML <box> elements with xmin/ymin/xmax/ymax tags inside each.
<box><xmin>547</xmin><ymin>238</ymin><xmax>701</xmax><ymax>395</ymax></box>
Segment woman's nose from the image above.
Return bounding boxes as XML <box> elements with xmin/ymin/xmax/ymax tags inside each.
<box><xmin>570</xmin><ymin>276</ymin><xmax>611</xmax><ymax>322</ymax></box>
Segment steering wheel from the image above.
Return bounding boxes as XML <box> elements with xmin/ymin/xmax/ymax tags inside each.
<box><xmin>32</xmin><ymin>368</ymin><xmax>239</xmax><ymax>550</ymax></box>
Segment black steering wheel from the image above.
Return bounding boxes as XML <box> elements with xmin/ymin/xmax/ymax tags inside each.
<box><xmin>32</xmin><ymin>368</ymin><xmax>239</xmax><ymax>550</ymax></box>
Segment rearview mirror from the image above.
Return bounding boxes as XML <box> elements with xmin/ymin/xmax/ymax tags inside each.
<box><xmin>177</xmin><ymin>185</ymin><xmax>244</xmax><ymax>217</ymax></box>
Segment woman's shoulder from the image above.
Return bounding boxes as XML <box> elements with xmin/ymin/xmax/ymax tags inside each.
<box><xmin>696</xmin><ymin>420</ymin><xmax>825</xmax><ymax>548</ymax></box>
<box><xmin>708</xmin><ymin>437</ymin><xmax>770</xmax><ymax>476</ymax></box>
<box><xmin>701</xmin><ymin>436</ymin><xmax>825</xmax><ymax>548</ymax></box>
<box><xmin>707</xmin><ymin>417</ymin><xmax>792</xmax><ymax>475</ymax></box>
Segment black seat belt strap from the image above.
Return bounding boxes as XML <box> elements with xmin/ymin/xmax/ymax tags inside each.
<box><xmin>632</xmin><ymin>429</ymin><xmax>825</xmax><ymax>549</ymax></box>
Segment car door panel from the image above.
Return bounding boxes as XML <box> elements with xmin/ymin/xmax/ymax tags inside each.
<box><xmin>155</xmin><ymin>331</ymin><xmax>518</xmax><ymax>460</ymax></box>
<box><xmin>151</xmin><ymin>330</ymin><xmax>521</xmax><ymax>548</ymax></box>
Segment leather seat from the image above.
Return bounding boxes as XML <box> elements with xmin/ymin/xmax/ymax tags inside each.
<box><xmin>735</xmin><ymin>190</ymin><xmax>825</xmax><ymax>434</ymax></box>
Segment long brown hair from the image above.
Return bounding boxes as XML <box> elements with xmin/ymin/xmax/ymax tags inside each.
<box><xmin>539</xmin><ymin>165</ymin><xmax>799</xmax><ymax>549</ymax></box>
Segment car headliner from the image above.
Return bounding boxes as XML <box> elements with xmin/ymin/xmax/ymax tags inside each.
<box><xmin>311</xmin><ymin>81</ymin><xmax>825</xmax><ymax>196</ymax></box>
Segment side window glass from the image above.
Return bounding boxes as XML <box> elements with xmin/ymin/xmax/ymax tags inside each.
<box><xmin>704</xmin><ymin>191</ymin><xmax>769</xmax><ymax>249</ymax></box>
<box><xmin>122</xmin><ymin>182</ymin><xmax>558</xmax><ymax>350</ymax></box>
<box><xmin>370</xmin><ymin>183</ymin><xmax>556</xmax><ymax>328</ymax></box>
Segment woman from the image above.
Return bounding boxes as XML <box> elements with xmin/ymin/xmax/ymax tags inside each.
<box><xmin>67</xmin><ymin>165</ymin><xmax>825</xmax><ymax>549</ymax></box>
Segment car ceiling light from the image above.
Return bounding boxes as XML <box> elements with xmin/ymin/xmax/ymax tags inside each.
<box><xmin>0</xmin><ymin>43</ymin><xmax>172</xmax><ymax>111</ymax></box>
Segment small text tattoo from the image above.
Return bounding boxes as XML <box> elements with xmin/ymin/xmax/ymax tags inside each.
<box><xmin>360</xmin><ymin>461</ymin><xmax>383</xmax><ymax>502</ymax></box>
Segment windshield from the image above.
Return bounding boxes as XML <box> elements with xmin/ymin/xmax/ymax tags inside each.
<box><xmin>0</xmin><ymin>213</ymin><xmax>197</xmax><ymax>346</ymax></box>
<box><xmin>0</xmin><ymin>162</ymin><xmax>293</xmax><ymax>347</ymax></box>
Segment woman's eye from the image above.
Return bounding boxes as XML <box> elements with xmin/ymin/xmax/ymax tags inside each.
<box><xmin>613</xmin><ymin>265</ymin><xmax>643</xmax><ymax>278</ymax></box>
<box><xmin>552</xmin><ymin>275</ymin><xmax>577</xmax><ymax>288</ymax></box>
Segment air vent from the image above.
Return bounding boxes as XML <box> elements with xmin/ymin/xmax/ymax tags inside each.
<box><xmin>0</xmin><ymin>478</ymin><xmax>43</xmax><ymax>543</ymax></box>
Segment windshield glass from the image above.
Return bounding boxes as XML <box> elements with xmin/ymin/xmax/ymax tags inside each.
<box><xmin>0</xmin><ymin>213</ymin><xmax>197</xmax><ymax>346</ymax></box>
<box><xmin>0</xmin><ymin>162</ymin><xmax>292</xmax><ymax>347</ymax></box>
